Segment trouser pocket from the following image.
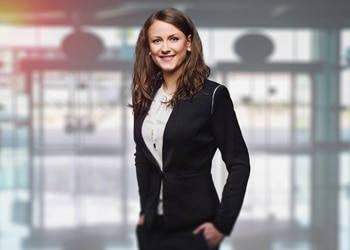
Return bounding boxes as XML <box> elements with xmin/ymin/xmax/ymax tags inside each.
<box><xmin>193</xmin><ymin>231</ymin><xmax>210</xmax><ymax>250</ymax></box>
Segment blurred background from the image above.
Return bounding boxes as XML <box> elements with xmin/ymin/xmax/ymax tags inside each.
<box><xmin>0</xmin><ymin>0</ymin><xmax>350</xmax><ymax>250</ymax></box>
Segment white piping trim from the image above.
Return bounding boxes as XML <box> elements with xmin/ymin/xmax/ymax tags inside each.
<box><xmin>211</xmin><ymin>85</ymin><xmax>222</xmax><ymax>115</ymax></box>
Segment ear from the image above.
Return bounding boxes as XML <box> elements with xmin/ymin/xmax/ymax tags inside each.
<box><xmin>186</xmin><ymin>34</ymin><xmax>192</xmax><ymax>50</ymax></box>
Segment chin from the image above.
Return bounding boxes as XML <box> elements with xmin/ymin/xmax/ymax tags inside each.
<box><xmin>160</xmin><ymin>68</ymin><xmax>176</xmax><ymax>73</ymax></box>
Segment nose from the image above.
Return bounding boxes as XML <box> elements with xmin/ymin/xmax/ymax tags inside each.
<box><xmin>161</xmin><ymin>41</ymin><xmax>170</xmax><ymax>53</ymax></box>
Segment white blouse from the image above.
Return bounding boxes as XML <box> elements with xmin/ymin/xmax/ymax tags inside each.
<box><xmin>142</xmin><ymin>85</ymin><xmax>173</xmax><ymax>215</ymax></box>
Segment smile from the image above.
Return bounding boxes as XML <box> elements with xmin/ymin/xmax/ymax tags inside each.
<box><xmin>159</xmin><ymin>55</ymin><xmax>175</xmax><ymax>61</ymax></box>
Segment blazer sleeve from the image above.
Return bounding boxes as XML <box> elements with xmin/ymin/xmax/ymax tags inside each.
<box><xmin>134</xmin><ymin>144</ymin><xmax>151</xmax><ymax>215</ymax></box>
<box><xmin>211</xmin><ymin>85</ymin><xmax>250</xmax><ymax>235</ymax></box>
<box><xmin>134</xmin><ymin>113</ymin><xmax>151</xmax><ymax>215</ymax></box>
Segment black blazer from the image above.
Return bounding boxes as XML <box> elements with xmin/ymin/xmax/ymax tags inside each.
<box><xmin>133</xmin><ymin>79</ymin><xmax>250</xmax><ymax>235</ymax></box>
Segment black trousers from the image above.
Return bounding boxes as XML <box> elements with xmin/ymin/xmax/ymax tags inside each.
<box><xmin>136</xmin><ymin>216</ymin><xmax>220</xmax><ymax>250</ymax></box>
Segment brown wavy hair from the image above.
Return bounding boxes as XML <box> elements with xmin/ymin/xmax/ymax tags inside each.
<box><xmin>130</xmin><ymin>8</ymin><xmax>210</xmax><ymax>116</ymax></box>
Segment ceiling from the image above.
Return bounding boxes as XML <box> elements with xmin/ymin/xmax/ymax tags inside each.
<box><xmin>0</xmin><ymin>0</ymin><xmax>349</xmax><ymax>28</ymax></box>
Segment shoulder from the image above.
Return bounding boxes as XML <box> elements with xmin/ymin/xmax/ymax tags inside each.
<box><xmin>201</xmin><ymin>79</ymin><xmax>229</xmax><ymax>97</ymax></box>
<box><xmin>186</xmin><ymin>79</ymin><xmax>227</xmax><ymax>113</ymax></box>
<box><xmin>199</xmin><ymin>79</ymin><xmax>230</xmax><ymax>101</ymax></box>
<box><xmin>194</xmin><ymin>79</ymin><xmax>220</xmax><ymax>99</ymax></box>
<box><xmin>202</xmin><ymin>79</ymin><xmax>221</xmax><ymax>94</ymax></box>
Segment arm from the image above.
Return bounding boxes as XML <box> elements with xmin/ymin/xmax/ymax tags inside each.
<box><xmin>134</xmin><ymin>142</ymin><xmax>151</xmax><ymax>216</ymax></box>
<box><xmin>211</xmin><ymin>85</ymin><xmax>250</xmax><ymax>235</ymax></box>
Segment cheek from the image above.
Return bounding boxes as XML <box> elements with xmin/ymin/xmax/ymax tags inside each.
<box><xmin>150</xmin><ymin>55</ymin><xmax>161</xmax><ymax>67</ymax></box>
<box><xmin>149</xmin><ymin>49</ymin><xmax>158</xmax><ymax>62</ymax></box>
<box><xmin>176</xmin><ymin>48</ymin><xmax>188</xmax><ymax>58</ymax></box>
<box><xmin>175</xmin><ymin>43</ymin><xmax>189</xmax><ymax>53</ymax></box>
<box><xmin>149</xmin><ymin>44</ymin><xmax>157</xmax><ymax>54</ymax></box>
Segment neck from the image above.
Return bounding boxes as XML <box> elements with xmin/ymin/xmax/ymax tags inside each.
<box><xmin>162</xmin><ymin>74</ymin><xmax>178</xmax><ymax>95</ymax></box>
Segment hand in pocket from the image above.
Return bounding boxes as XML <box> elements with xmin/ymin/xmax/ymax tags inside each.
<box><xmin>193</xmin><ymin>222</ymin><xmax>224</xmax><ymax>249</ymax></box>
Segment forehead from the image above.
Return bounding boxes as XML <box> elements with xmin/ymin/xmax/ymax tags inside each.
<box><xmin>148</xmin><ymin>20</ymin><xmax>184</xmax><ymax>37</ymax></box>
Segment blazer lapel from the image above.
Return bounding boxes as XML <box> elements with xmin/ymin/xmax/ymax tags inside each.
<box><xmin>135</xmin><ymin>111</ymin><xmax>162</xmax><ymax>173</ymax></box>
<box><xmin>162</xmin><ymin>100</ymin><xmax>180</xmax><ymax>171</ymax></box>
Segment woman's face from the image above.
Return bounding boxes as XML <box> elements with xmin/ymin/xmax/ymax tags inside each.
<box><xmin>148</xmin><ymin>20</ymin><xmax>191</xmax><ymax>77</ymax></box>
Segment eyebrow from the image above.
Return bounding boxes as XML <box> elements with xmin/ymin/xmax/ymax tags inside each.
<box><xmin>150</xmin><ymin>33</ymin><xmax>181</xmax><ymax>38</ymax></box>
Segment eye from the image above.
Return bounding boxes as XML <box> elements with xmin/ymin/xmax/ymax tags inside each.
<box><xmin>152</xmin><ymin>39</ymin><xmax>161</xmax><ymax>44</ymax></box>
<box><xmin>170</xmin><ymin>37</ymin><xmax>179</xmax><ymax>42</ymax></box>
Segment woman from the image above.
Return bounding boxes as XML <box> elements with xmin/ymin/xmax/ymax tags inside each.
<box><xmin>131</xmin><ymin>8</ymin><xmax>250</xmax><ymax>250</ymax></box>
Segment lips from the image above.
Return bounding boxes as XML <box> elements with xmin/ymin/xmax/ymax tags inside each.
<box><xmin>160</xmin><ymin>55</ymin><xmax>175</xmax><ymax>61</ymax></box>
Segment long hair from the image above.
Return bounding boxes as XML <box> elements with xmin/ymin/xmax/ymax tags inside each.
<box><xmin>131</xmin><ymin>8</ymin><xmax>210</xmax><ymax>116</ymax></box>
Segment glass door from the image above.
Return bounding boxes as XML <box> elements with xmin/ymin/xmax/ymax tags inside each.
<box><xmin>23</xmin><ymin>69</ymin><xmax>136</xmax><ymax>249</ymax></box>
